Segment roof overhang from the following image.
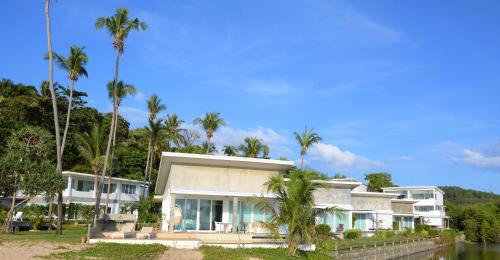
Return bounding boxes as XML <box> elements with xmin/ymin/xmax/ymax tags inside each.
<box><xmin>154</xmin><ymin>152</ymin><xmax>294</xmax><ymax>195</ymax></box>
<box><xmin>351</xmin><ymin>192</ymin><xmax>399</xmax><ymax>198</ymax></box>
<box><xmin>391</xmin><ymin>199</ymin><xmax>419</xmax><ymax>204</ymax></box>
<box><xmin>312</xmin><ymin>179</ymin><xmax>363</xmax><ymax>189</ymax></box>
<box><xmin>62</xmin><ymin>171</ymin><xmax>148</xmax><ymax>185</ymax></box>
<box><xmin>382</xmin><ymin>186</ymin><xmax>445</xmax><ymax>194</ymax></box>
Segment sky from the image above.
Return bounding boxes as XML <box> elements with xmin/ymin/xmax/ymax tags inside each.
<box><xmin>1</xmin><ymin>0</ymin><xmax>499</xmax><ymax>193</ymax></box>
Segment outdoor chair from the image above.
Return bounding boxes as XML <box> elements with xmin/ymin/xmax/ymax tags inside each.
<box><xmin>110</xmin><ymin>222</ymin><xmax>136</xmax><ymax>239</ymax></box>
<box><xmin>136</xmin><ymin>226</ymin><xmax>155</xmax><ymax>239</ymax></box>
<box><xmin>13</xmin><ymin>212</ymin><xmax>23</xmax><ymax>221</ymax></box>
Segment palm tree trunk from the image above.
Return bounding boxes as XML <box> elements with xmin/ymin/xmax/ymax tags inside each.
<box><xmin>300</xmin><ymin>154</ymin><xmax>304</xmax><ymax>168</ymax></box>
<box><xmin>206</xmin><ymin>136</ymin><xmax>211</xmax><ymax>154</ymax></box>
<box><xmin>143</xmin><ymin>139</ymin><xmax>152</xmax><ymax>196</ymax></box>
<box><xmin>45</xmin><ymin>0</ymin><xmax>63</xmax><ymax>235</ymax></box>
<box><xmin>105</xmin><ymin>106</ymin><xmax>119</xmax><ymax>212</ymax></box>
<box><xmin>47</xmin><ymin>196</ymin><xmax>53</xmax><ymax>231</ymax></box>
<box><xmin>94</xmin><ymin>49</ymin><xmax>120</xmax><ymax>226</ymax></box>
<box><xmin>147</xmin><ymin>143</ymin><xmax>155</xmax><ymax>191</ymax></box>
<box><xmin>61</xmin><ymin>79</ymin><xmax>75</xmax><ymax>155</ymax></box>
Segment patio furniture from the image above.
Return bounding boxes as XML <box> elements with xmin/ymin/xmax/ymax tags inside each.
<box><xmin>215</xmin><ymin>221</ymin><xmax>231</xmax><ymax>233</ymax></box>
<box><xmin>13</xmin><ymin>212</ymin><xmax>23</xmax><ymax>221</ymax></box>
<box><xmin>136</xmin><ymin>226</ymin><xmax>155</xmax><ymax>239</ymax></box>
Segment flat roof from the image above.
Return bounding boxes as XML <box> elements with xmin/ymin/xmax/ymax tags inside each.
<box><xmin>62</xmin><ymin>171</ymin><xmax>148</xmax><ymax>185</ymax></box>
<box><xmin>351</xmin><ymin>191</ymin><xmax>399</xmax><ymax>198</ymax></box>
<box><xmin>382</xmin><ymin>186</ymin><xmax>445</xmax><ymax>194</ymax></box>
<box><xmin>155</xmin><ymin>152</ymin><xmax>295</xmax><ymax>195</ymax></box>
<box><xmin>310</xmin><ymin>179</ymin><xmax>362</xmax><ymax>188</ymax></box>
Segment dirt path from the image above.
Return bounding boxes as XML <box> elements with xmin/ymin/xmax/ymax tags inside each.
<box><xmin>159</xmin><ymin>248</ymin><xmax>204</xmax><ymax>260</ymax></box>
<box><xmin>0</xmin><ymin>241</ymin><xmax>83</xmax><ymax>259</ymax></box>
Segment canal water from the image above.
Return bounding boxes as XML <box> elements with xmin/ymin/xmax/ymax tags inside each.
<box><xmin>396</xmin><ymin>242</ymin><xmax>500</xmax><ymax>259</ymax></box>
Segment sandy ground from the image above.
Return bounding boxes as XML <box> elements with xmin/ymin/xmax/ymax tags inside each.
<box><xmin>0</xmin><ymin>241</ymin><xmax>83</xmax><ymax>259</ymax></box>
<box><xmin>159</xmin><ymin>248</ymin><xmax>204</xmax><ymax>260</ymax></box>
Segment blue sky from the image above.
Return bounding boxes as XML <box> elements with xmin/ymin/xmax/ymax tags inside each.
<box><xmin>1</xmin><ymin>0</ymin><xmax>499</xmax><ymax>192</ymax></box>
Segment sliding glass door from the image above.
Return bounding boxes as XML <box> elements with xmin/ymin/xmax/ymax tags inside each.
<box><xmin>199</xmin><ymin>200</ymin><xmax>223</xmax><ymax>231</ymax></box>
<box><xmin>174</xmin><ymin>199</ymin><xmax>197</xmax><ymax>231</ymax></box>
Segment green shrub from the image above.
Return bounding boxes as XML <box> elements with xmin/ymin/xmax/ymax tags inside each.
<box><xmin>344</xmin><ymin>229</ymin><xmax>362</xmax><ymax>239</ymax></box>
<box><xmin>415</xmin><ymin>224</ymin><xmax>431</xmax><ymax>233</ymax></box>
<box><xmin>440</xmin><ymin>229</ymin><xmax>458</xmax><ymax>243</ymax></box>
<box><xmin>428</xmin><ymin>229</ymin><xmax>440</xmax><ymax>236</ymax></box>
<box><xmin>392</xmin><ymin>221</ymin><xmax>399</xmax><ymax>231</ymax></box>
<box><xmin>402</xmin><ymin>228</ymin><xmax>413</xmax><ymax>237</ymax></box>
<box><xmin>374</xmin><ymin>230</ymin><xmax>395</xmax><ymax>239</ymax></box>
<box><xmin>316</xmin><ymin>224</ymin><xmax>331</xmax><ymax>237</ymax></box>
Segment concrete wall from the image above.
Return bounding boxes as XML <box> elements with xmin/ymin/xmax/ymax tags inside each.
<box><xmin>168</xmin><ymin>164</ymin><xmax>279</xmax><ymax>193</ymax></box>
<box><xmin>392</xmin><ymin>202</ymin><xmax>414</xmax><ymax>214</ymax></box>
<box><xmin>352</xmin><ymin>196</ymin><xmax>392</xmax><ymax>211</ymax></box>
<box><xmin>314</xmin><ymin>187</ymin><xmax>351</xmax><ymax>205</ymax></box>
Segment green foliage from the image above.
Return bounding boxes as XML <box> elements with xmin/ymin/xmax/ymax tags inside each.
<box><xmin>447</xmin><ymin>202</ymin><xmax>499</xmax><ymax>243</ymax></box>
<box><xmin>315</xmin><ymin>224</ymin><xmax>332</xmax><ymax>237</ymax></box>
<box><xmin>200</xmin><ymin>246</ymin><xmax>331</xmax><ymax>260</ymax></box>
<box><xmin>344</xmin><ymin>229</ymin><xmax>362</xmax><ymax>239</ymax></box>
<box><xmin>365</xmin><ymin>173</ymin><xmax>395</xmax><ymax>192</ymax></box>
<box><xmin>392</xmin><ymin>220</ymin><xmax>399</xmax><ymax>231</ymax></box>
<box><xmin>68</xmin><ymin>204</ymin><xmax>94</xmax><ymax>223</ymax></box>
<box><xmin>44</xmin><ymin>243</ymin><xmax>166</xmax><ymax>259</ymax></box>
<box><xmin>374</xmin><ymin>230</ymin><xmax>395</xmax><ymax>239</ymax></box>
<box><xmin>415</xmin><ymin>223</ymin><xmax>432</xmax><ymax>233</ymax></box>
<box><xmin>440</xmin><ymin>186</ymin><xmax>500</xmax><ymax>204</ymax></box>
<box><xmin>0</xmin><ymin>224</ymin><xmax>87</xmax><ymax>244</ymax></box>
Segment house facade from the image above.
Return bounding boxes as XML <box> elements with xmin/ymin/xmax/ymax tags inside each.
<box><xmin>382</xmin><ymin>186</ymin><xmax>448</xmax><ymax>229</ymax></box>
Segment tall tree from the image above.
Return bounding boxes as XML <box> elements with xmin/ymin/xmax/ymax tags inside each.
<box><xmin>44</xmin><ymin>0</ymin><xmax>64</xmax><ymax>235</ymax></box>
<box><xmin>294</xmin><ymin>127</ymin><xmax>322</xmax><ymax>168</ymax></box>
<box><xmin>76</xmin><ymin>124</ymin><xmax>106</xmax><ymax>197</ymax></box>
<box><xmin>365</xmin><ymin>173</ymin><xmax>395</xmax><ymax>192</ymax></box>
<box><xmin>238</xmin><ymin>136</ymin><xmax>268</xmax><ymax>158</ymax></box>
<box><xmin>164</xmin><ymin>114</ymin><xmax>185</xmax><ymax>149</ymax></box>
<box><xmin>144</xmin><ymin>119</ymin><xmax>165</xmax><ymax>193</ymax></box>
<box><xmin>254</xmin><ymin>169</ymin><xmax>333</xmax><ymax>256</ymax></box>
<box><xmin>52</xmin><ymin>46</ymin><xmax>89</xmax><ymax>154</ymax></box>
<box><xmin>193</xmin><ymin>112</ymin><xmax>225</xmax><ymax>154</ymax></box>
<box><xmin>223</xmin><ymin>145</ymin><xmax>239</xmax><ymax>156</ymax></box>
<box><xmin>144</xmin><ymin>95</ymin><xmax>166</xmax><ymax>197</ymax></box>
<box><xmin>95</xmin><ymin>8</ymin><xmax>146</xmax><ymax>223</ymax></box>
<box><xmin>105</xmin><ymin>81</ymin><xmax>136</xmax><ymax>210</ymax></box>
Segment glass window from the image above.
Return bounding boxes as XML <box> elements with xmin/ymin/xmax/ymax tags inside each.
<box><xmin>122</xmin><ymin>184</ymin><xmax>136</xmax><ymax>194</ymax></box>
<box><xmin>415</xmin><ymin>206</ymin><xmax>434</xmax><ymax>212</ymax></box>
<box><xmin>353</xmin><ymin>213</ymin><xmax>366</xmax><ymax>230</ymax></box>
<box><xmin>335</xmin><ymin>211</ymin><xmax>350</xmax><ymax>230</ymax></box>
<box><xmin>76</xmin><ymin>180</ymin><xmax>94</xmax><ymax>192</ymax></box>
<box><xmin>174</xmin><ymin>199</ymin><xmax>197</xmax><ymax>231</ymax></box>
<box><xmin>412</xmin><ymin>193</ymin><xmax>434</xmax><ymax>200</ymax></box>
<box><xmin>103</xmin><ymin>184</ymin><xmax>116</xmax><ymax>194</ymax></box>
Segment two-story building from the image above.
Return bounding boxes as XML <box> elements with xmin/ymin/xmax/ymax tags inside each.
<box><xmin>382</xmin><ymin>186</ymin><xmax>448</xmax><ymax>229</ymax></box>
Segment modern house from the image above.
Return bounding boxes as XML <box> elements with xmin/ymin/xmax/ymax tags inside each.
<box><xmin>28</xmin><ymin>171</ymin><xmax>148</xmax><ymax>216</ymax></box>
<box><xmin>382</xmin><ymin>186</ymin><xmax>448</xmax><ymax>229</ymax></box>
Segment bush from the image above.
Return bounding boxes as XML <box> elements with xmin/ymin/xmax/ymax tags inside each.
<box><xmin>344</xmin><ymin>229</ymin><xmax>362</xmax><ymax>239</ymax></box>
<box><xmin>392</xmin><ymin>221</ymin><xmax>399</xmax><ymax>231</ymax></box>
<box><xmin>440</xmin><ymin>229</ymin><xmax>458</xmax><ymax>244</ymax></box>
<box><xmin>316</xmin><ymin>224</ymin><xmax>331</xmax><ymax>237</ymax></box>
<box><xmin>402</xmin><ymin>228</ymin><xmax>413</xmax><ymax>237</ymax></box>
<box><xmin>428</xmin><ymin>229</ymin><xmax>440</xmax><ymax>236</ymax></box>
<box><xmin>415</xmin><ymin>223</ymin><xmax>431</xmax><ymax>233</ymax></box>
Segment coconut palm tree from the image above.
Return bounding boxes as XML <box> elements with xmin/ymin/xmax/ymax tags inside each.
<box><xmin>76</xmin><ymin>124</ymin><xmax>106</xmax><ymax>197</ymax></box>
<box><xmin>239</xmin><ymin>137</ymin><xmax>268</xmax><ymax>158</ymax></box>
<box><xmin>164</xmin><ymin>114</ymin><xmax>186</xmax><ymax>149</ymax></box>
<box><xmin>193</xmin><ymin>112</ymin><xmax>226</xmax><ymax>154</ymax></box>
<box><xmin>144</xmin><ymin>95</ymin><xmax>166</xmax><ymax>194</ymax></box>
<box><xmin>104</xmin><ymin>81</ymin><xmax>136</xmax><ymax>209</ymax></box>
<box><xmin>254</xmin><ymin>169</ymin><xmax>333</xmax><ymax>256</ymax></box>
<box><xmin>44</xmin><ymin>0</ymin><xmax>64</xmax><ymax>235</ymax></box>
<box><xmin>144</xmin><ymin>119</ymin><xmax>165</xmax><ymax>192</ymax></box>
<box><xmin>201</xmin><ymin>141</ymin><xmax>217</xmax><ymax>154</ymax></box>
<box><xmin>52</xmin><ymin>46</ymin><xmax>88</xmax><ymax>154</ymax></box>
<box><xmin>94</xmin><ymin>8</ymin><xmax>146</xmax><ymax>223</ymax></box>
<box><xmin>223</xmin><ymin>145</ymin><xmax>239</xmax><ymax>156</ymax></box>
<box><xmin>294</xmin><ymin>127</ymin><xmax>322</xmax><ymax>168</ymax></box>
<box><xmin>147</xmin><ymin>94</ymin><xmax>166</xmax><ymax>120</ymax></box>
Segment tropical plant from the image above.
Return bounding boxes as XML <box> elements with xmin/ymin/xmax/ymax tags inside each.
<box><xmin>294</xmin><ymin>127</ymin><xmax>322</xmax><ymax>168</ymax></box>
<box><xmin>193</xmin><ymin>112</ymin><xmax>225</xmax><ymax>153</ymax></box>
<box><xmin>44</xmin><ymin>0</ymin><xmax>64</xmax><ymax>235</ymax></box>
<box><xmin>76</xmin><ymin>124</ymin><xmax>106</xmax><ymax>197</ymax></box>
<box><xmin>147</xmin><ymin>94</ymin><xmax>166</xmax><ymax>120</ymax></box>
<box><xmin>164</xmin><ymin>114</ymin><xmax>185</xmax><ymax>149</ymax></box>
<box><xmin>365</xmin><ymin>173</ymin><xmax>395</xmax><ymax>192</ymax></box>
<box><xmin>253</xmin><ymin>169</ymin><xmax>333</xmax><ymax>256</ymax></box>
<box><xmin>223</xmin><ymin>145</ymin><xmax>239</xmax><ymax>156</ymax></box>
<box><xmin>238</xmin><ymin>137</ymin><xmax>269</xmax><ymax>158</ymax></box>
<box><xmin>94</xmin><ymin>7</ymin><xmax>147</xmax><ymax>223</ymax></box>
<box><xmin>144</xmin><ymin>119</ymin><xmax>165</xmax><ymax>188</ymax></box>
<box><xmin>51</xmin><ymin>46</ymin><xmax>88</xmax><ymax>154</ymax></box>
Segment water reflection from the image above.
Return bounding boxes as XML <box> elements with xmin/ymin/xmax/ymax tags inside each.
<box><xmin>396</xmin><ymin>243</ymin><xmax>500</xmax><ymax>260</ymax></box>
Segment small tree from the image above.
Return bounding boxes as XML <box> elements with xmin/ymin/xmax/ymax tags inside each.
<box><xmin>254</xmin><ymin>169</ymin><xmax>333</xmax><ymax>256</ymax></box>
<box><xmin>0</xmin><ymin>126</ymin><xmax>64</xmax><ymax>233</ymax></box>
<box><xmin>365</xmin><ymin>173</ymin><xmax>395</xmax><ymax>192</ymax></box>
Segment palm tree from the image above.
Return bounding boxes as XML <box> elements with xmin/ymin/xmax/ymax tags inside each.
<box><xmin>164</xmin><ymin>114</ymin><xmax>186</xmax><ymax>149</ymax></box>
<box><xmin>94</xmin><ymin>8</ymin><xmax>146</xmax><ymax>223</ymax></box>
<box><xmin>201</xmin><ymin>141</ymin><xmax>217</xmax><ymax>154</ymax></box>
<box><xmin>239</xmin><ymin>137</ymin><xmax>267</xmax><ymax>158</ymax></box>
<box><xmin>223</xmin><ymin>145</ymin><xmax>239</xmax><ymax>156</ymax></box>
<box><xmin>144</xmin><ymin>119</ymin><xmax>165</xmax><ymax>192</ymax></box>
<box><xmin>262</xmin><ymin>145</ymin><xmax>270</xmax><ymax>159</ymax></box>
<box><xmin>52</xmin><ymin>46</ymin><xmax>88</xmax><ymax>154</ymax></box>
<box><xmin>105</xmin><ymin>81</ymin><xmax>136</xmax><ymax>209</ymax></box>
<box><xmin>294</xmin><ymin>127</ymin><xmax>322</xmax><ymax>168</ymax></box>
<box><xmin>254</xmin><ymin>169</ymin><xmax>333</xmax><ymax>256</ymax></box>
<box><xmin>76</xmin><ymin>124</ymin><xmax>106</xmax><ymax>198</ymax></box>
<box><xmin>193</xmin><ymin>112</ymin><xmax>226</xmax><ymax>154</ymax></box>
<box><xmin>143</xmin><ymin>95</ymin><xmax>166</xmax><ymax>195</ymax></box>
<box><xmin>147</xmin><ymin>94</ymin><xmax>166</xmax><ymax>120</ymax></box>
<box><xmin>44</xmin><ymin>0</ymin><xmax>64</xmax><ymax>235</ymax></box>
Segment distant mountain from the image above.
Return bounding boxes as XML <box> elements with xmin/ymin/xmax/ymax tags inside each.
<box><xmin>439</xmin><ymin>186</ymin><xmax>500</xmax><ymax>205</ymax></box>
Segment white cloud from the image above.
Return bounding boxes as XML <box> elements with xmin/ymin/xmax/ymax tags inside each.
<box><xmin>119</xmin><ymin>106</ymin><xmax>149</xmax><ymax>126</ymax></box>
<box><xmin>242</xmin><ymin>81</ymin><xmax>292</xmax><ymax>97</ymax></box>
<box><xmin>460</xmin><ymin>149</ymin><xmax>500</xmax><ymax>169</ymax></box>
<box><xmin>309</xmin><ymin>142</ymin><xmax>385</xmax><ymax>170</ymax></box>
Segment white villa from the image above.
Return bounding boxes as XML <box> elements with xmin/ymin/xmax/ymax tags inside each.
<box><xmin>382</xmin><ymin>186</ymin><xmax>448</xmax><ymax>229</ymax></box>
<box><xmin>154</xmin><ymin>152</ymin><xmax>442</xmax><ymax>234</ymax></box>
<box><xmin>28</xmin><ymin>171</ymin><xmax>148</xmax><ymax>216</ymax></box>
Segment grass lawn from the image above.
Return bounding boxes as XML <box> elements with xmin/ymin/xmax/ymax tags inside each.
<box><xmin>0</xmin><ymin>224</ymin><xmax>87</xmax><ymax>244</ymax></box>
<box><xmin>42</xmin><ymin>243</ymin><xmax>167</xmax><ymax>259</ymax></box>
<box><xmin>200</xmin><ymin>246</ymin><xmax>331</xmax><ymax>260</ymax></box>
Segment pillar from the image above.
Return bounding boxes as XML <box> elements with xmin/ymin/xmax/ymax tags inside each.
<box><xmin>232</xmin><ymin>196</ymin><xmax>238</xmax><ymax>233</ymax></box>
<box><xmin>169</xmin><ymin>194</ymin><xmax>176</xmax><ymax>233</ymax></box>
